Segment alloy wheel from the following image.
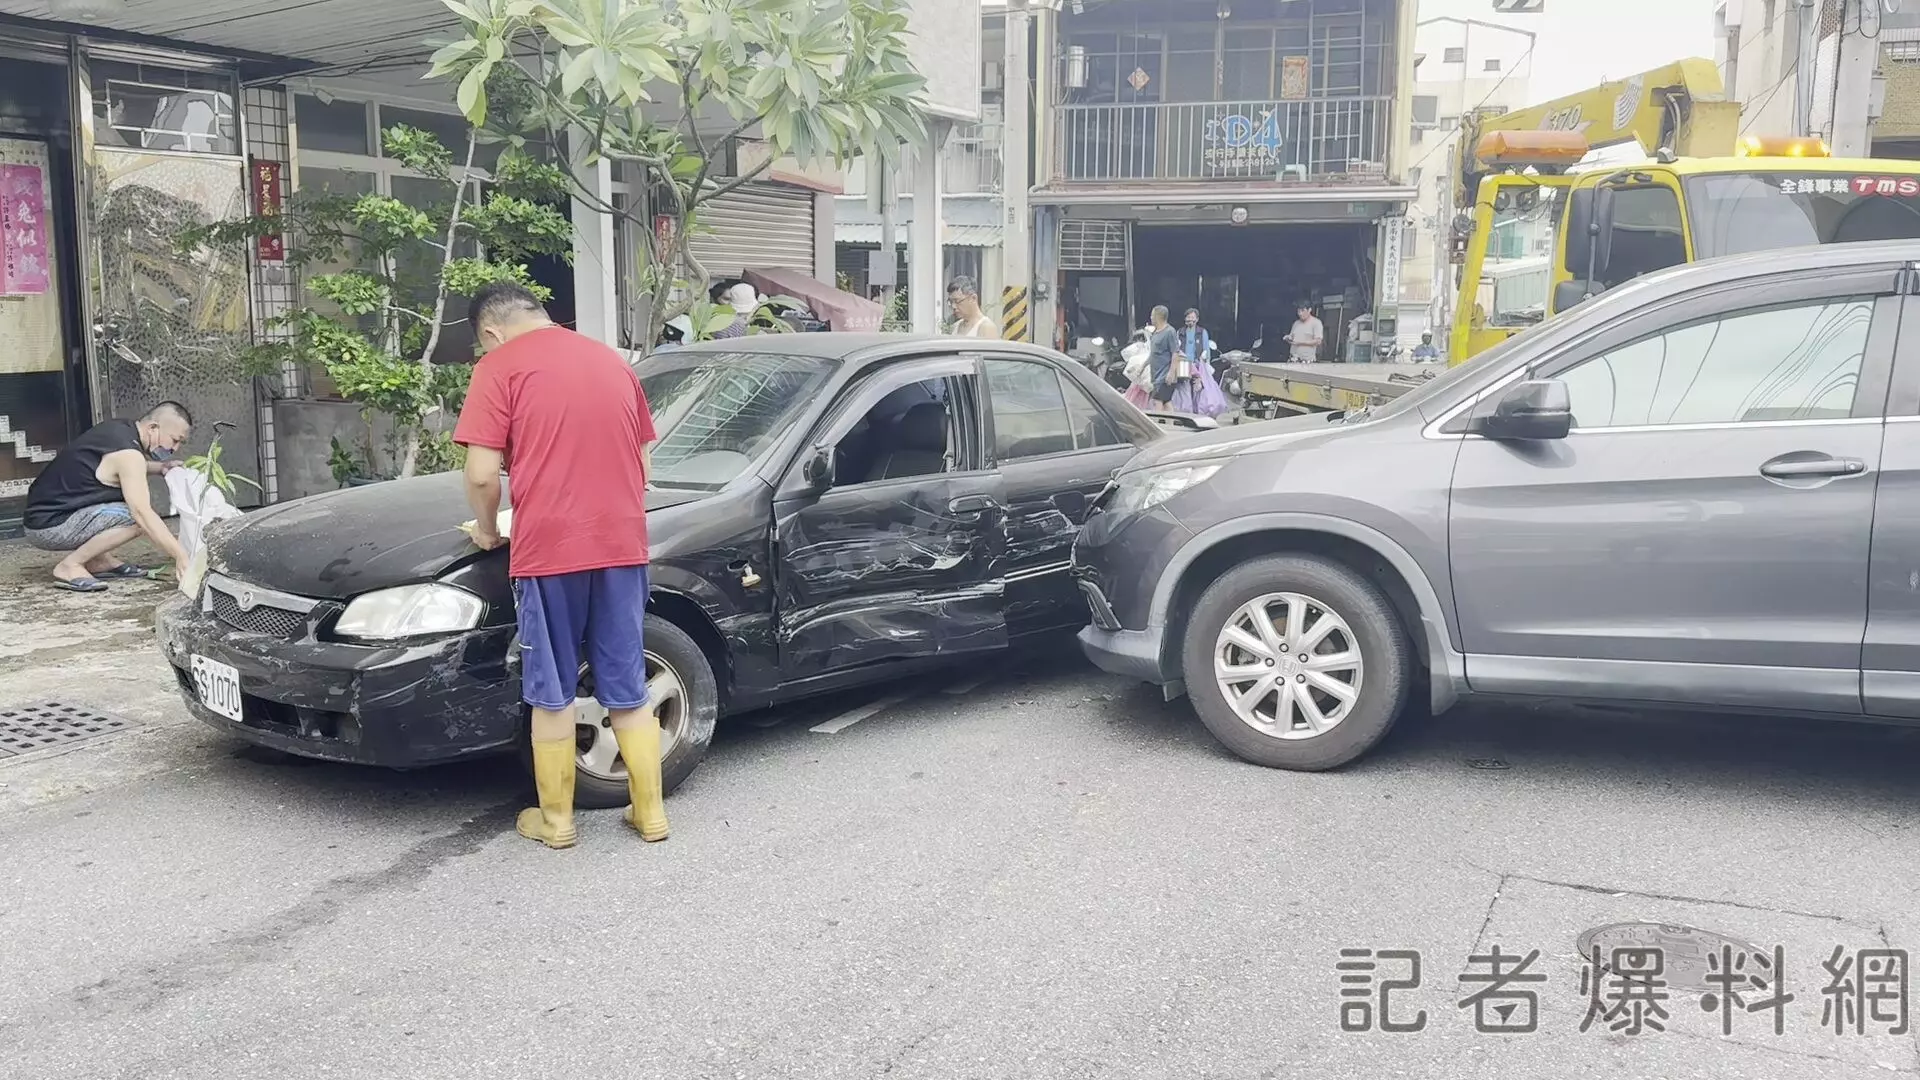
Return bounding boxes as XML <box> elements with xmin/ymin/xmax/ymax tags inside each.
<box><xmin>572</xmin><ymin>650</ymin><xmax>686</xmax><ymax>780</ymax></box>
<box><xmin>1212</xmin><ymin>591</ymin><xmax>1364</xmax><ymax>740</ymax></box>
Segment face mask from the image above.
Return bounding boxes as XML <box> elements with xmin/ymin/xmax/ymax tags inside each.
<box><xmin>150</xmin><ymin>446</ymin><xmax>175</xmax><ymax>462</ymax></box>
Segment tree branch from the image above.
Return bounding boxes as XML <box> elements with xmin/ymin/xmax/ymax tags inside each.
<box><xmin>400</xmin><ymin>133</ymin><xmax>479</xmax><ymax>479</ymax></box>
<box><xmin>701</xmin><ymin>155</ymin><xmax>776</xmax><ymax>204</ymax></box>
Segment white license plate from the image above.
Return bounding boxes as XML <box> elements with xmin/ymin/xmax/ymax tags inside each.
<box><xmin>189</xmin><ymin>654</ymin><xmax>244</xmax><ymax>722</ymax></box>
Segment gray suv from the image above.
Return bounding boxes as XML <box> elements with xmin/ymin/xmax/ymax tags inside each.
<box><xmin>1072</xmin><ymin>240</ymin><xmax>1920</xmax><ymax>770</ymax></box>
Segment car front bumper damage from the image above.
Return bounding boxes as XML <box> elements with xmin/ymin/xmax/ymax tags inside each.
<box><xmin>155</xmin><ymin>593</ymin><xmax>523</xmax><ymax>768</ymax></box>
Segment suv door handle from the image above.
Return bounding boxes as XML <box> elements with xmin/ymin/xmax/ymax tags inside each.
<box><xmin>948</xmin><ymin>494</ymin><xmax>999</xmax><ymax>515</ymax></box>
<box><xmin>1759</xmin><ymin>456</ymin><xmax>1866</xmax><ymax>479</ymax></box>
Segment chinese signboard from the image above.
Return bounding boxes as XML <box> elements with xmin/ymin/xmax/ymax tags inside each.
<box><xmin>1774</xmin><ymin>174</ymin><xmax>1920</xmax><ymax>196</ymax></box>
<box><xmin>250</xmin><ymin>159</ymin><xmax>284</xmax><ymax>262</ymax></box>
<box><xmin>1378</xmin><ymin>215</ymin><xmax>1406</xmax><ymax>309</ymax></box>
<box><xmin>0</xmin><ymin>163</ymin><xmax>50</xmax><ymax>295</ymax></box>
<box><xmin>1203</xmin><ymin>108</ymin><xmax>1286</xmax><ymax>177</ymax></box>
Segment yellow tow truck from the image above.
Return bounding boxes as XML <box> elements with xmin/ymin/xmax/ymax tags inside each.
<box><xmin>1237</xmin><ymin>58</ymin><xmax>1920</xmax><ymax>416</ymax></box>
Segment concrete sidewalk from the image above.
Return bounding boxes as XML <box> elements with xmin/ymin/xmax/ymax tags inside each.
<box><xmin>0</xmin><ymin>537</ymin><xmax>221</xmax><ymax>814</ymax></box>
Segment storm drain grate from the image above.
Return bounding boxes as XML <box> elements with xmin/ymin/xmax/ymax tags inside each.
<box><xmin>0</xmin><ymin>702</ymin><xmax>135</xmax><ymax>757</ymax></box>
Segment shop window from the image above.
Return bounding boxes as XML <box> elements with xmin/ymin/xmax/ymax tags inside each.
<box><xmin>91</xmin><ymin>60</ymin><xmax>237</xmax><ymax>155</ymax></box>
<box><xmin>294</xmin><ymin>95</ymin><xmax>373</xmax><ymax>155</ymax></box>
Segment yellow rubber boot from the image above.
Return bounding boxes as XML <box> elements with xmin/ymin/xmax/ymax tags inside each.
<box><xmin>614</xmin><ymin>719</ymin><xmax>670</xmax><ymax>842</ymax></box>
<box><xmin>516</xmin><ymin>736</ymin><xmax>578</xmax><ymax>849</ymax></box>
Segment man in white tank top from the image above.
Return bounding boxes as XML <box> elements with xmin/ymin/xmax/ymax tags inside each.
<box><xmin>948</xmin><ymin>277</ymin><xmax>999</xmax><ymax>338</ymax></box>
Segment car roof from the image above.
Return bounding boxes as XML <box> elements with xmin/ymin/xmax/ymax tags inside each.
<box><xmin>653</xmin><ymin>333</ymin><xmax>1074</xmax><ymax>367</ymax></box>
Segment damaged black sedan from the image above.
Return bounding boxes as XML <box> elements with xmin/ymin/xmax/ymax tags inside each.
<box><xmin>156</xmin><ymin>335</ymin><xmax>1164</xmax><ymax>805</ymax></box>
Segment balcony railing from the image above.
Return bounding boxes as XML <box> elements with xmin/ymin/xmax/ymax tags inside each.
<box><xmin>943</xmin><ymin>121</ymin><xmax>1004</xmax><ymax>195</ymax></box>
<box><xmin>1053</xmin><ymin>96</ymin><xmax>1392</xmax><ymax>185</ymax></box>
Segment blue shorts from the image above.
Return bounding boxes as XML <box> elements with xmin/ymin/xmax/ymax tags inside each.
<box><xmin>511</xmin><ymin>565</ymin><xmax>649</xmax><ymax>712</ymax></box>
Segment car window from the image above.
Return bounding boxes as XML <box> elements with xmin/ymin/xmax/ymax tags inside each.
<box><xmin>831</xmin><ymin>374</ymin><xmax>974</xmax><ymax>485</ymax></box>
<box><xmin>987</xmin><ymin>358</ymin><xmax>1126</xmax><ymax>460</ymax></box>
<box><xmin>1601</xmin><ymin>184</ymin><xmax>1688</xmax><ymax>289</ymax></box>
<box><xmin>636</xmin><ymin>351</ymin><xmax>835</xmax><ymax>490</ymax></box>
<box><xmin>1062</xmin><ymin>374</ymin><xmax>1126</xmax><ymax>449</ymax></box>
<box><xmin>1559</xmin><ymin>298</ymin><xmax>1873</xmax><ymax>429</ymax></box>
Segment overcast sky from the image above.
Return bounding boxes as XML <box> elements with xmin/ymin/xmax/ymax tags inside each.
<box><xmin>1416</xmin><ymin>0</ymin><xmax>1721</xmax><ymax>106</ymax></box>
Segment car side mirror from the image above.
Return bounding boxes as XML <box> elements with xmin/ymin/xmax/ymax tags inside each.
<box><xmin>1590</xmin><ymin>185</ymin><xmax>1617</xmax><ymax>282</ymax></box>
<box><xmin>800</xmin><ymin>445</ymin><xmax>836</xmax><ymax>493</ymax></box>
<box><xmin>1470</xmin><ymin>379</ymin><xmax>1573</xmax><ymax>441</ymax></box>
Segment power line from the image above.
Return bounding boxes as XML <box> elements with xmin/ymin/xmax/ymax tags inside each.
<box><xmin>1739</xmin><ymin>63</ymin><xmax>1797</xmax><ymax>135</ymax></box>
<box><xmin>1408</xmin><ymin>39</ymin><xmax>1539</xmax><ymax>176</ymax></box>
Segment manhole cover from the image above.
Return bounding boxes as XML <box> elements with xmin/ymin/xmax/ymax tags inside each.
<box><xmin>1576</xmin><ymin>923</ymin><xmax>1770</xmax><ymax>993</ymax></box>
<box><xmin>0</xmin><ymin>702</ymin><xmax>134</xmax><ymax>757</ymax></box>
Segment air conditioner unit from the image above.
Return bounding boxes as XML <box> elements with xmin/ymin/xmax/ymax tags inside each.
<box><xmin>983</xmin><ymin>61</ymin><xmax>1004</xmax><ymax>92</ymax></box>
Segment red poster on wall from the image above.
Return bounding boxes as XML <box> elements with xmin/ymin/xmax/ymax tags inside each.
<box><xmin>251</xmin><ymin>159</ymin><xmax>284</xmax><ymax>262</ymax></box>
<box><xmin>0</xmin><ymin>162</ymin><xmax>50</xmax><ymax>295</ymax></box>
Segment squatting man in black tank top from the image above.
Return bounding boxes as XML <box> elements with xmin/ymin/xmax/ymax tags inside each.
<box><xmin>22</xmin><ymin>401</ymin><xmax>194</xmax><ymax>593</ymax></box>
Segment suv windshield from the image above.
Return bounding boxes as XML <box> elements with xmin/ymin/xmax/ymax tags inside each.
<box><xmin>634</xmin><ymin>351</ymin><xmax>835</xmax><ymax>489</ymax></box>
<box><xmin>1686</xmin><ymin>172</ymin><xmax>1920</xmax><ymax>259</ymax></box>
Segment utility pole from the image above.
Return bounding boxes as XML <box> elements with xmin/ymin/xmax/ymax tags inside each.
<box><xmin>908</xmin><ymin>118</ymin><xmax>951</xmax><ymax>334</ymax></box>
<box><xmin>1830</xmin><ymin>0</ymin><xmax>1879</xmax><ymax>156</ymax></box>
<box><xmin>1793</xmin><ymin>0</ymin><xmax>1819</xmax><ymax>137</ymax></box>
<box><xmin>1000</xmin><ymin>0</ymin><xmax>1034</xmax><ymax>341</ymax></box>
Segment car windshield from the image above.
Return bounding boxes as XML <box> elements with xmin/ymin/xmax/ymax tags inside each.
<box><xmin>634</xmin><ymin>351</ymin><xmax>836</xmax><ymax>489</ymax></box>
<box><xmin>1686</xmin><ymin>172</ymin><xmax>1920</xmax><ymax>259</ymax></box>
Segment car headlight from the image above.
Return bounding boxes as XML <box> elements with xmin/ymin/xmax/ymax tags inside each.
<box><xmin>1107</xmin><ymin>463</ymin><xmax>1223</xmax><ymax>516</ymax></box>
<box><xmin>334</xmin><ymin>584</ymin><xmax>485</xmax><ymax>641</ymax></box>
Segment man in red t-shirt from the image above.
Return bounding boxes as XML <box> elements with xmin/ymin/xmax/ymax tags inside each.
<box><xmin>453</xmin><ymin>281</ymin><xmax>668</xmax><ymax>850</ymax></box>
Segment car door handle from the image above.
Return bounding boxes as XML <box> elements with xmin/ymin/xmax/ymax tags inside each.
<box><xmin>948</xmin><ymin>494</ymin><xmax>1000</xmax><ymax>515</ymax></box>
<box><xmin>1759</xmin><ymin>456</ymin><xmax>1866</xmax><ymax>479</ymax></box>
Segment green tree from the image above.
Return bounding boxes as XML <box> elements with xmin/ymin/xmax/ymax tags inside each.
<box><xmin>181</xmin><ymin>119</ymin><xmax>574</xmax><ymax>480</ymax></box>
<box><xmin>429</xmin><ymin>0</ymin><xmax>928</xmax><ymax>350</ymax></box>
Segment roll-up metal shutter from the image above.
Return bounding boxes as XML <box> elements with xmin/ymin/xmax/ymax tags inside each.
<box><xmin>685</xmin><ymin>183</ymin><xmax>816</xmax><ymax>279</ymax></box>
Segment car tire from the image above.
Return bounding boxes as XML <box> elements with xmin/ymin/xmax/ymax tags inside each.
<box><xmin>519</xmin><ymin>613</ymin><xmax>721</xmax><ymax>810</ymax></box>
<box><xmin>1181</xmin><ymin>553</ymin><xmax>1411</xmax><ymax>771</ymax></box>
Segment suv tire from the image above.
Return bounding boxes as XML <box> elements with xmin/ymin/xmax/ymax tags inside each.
<box><xmin>521</xmin><ymin>613</ymin><xmax>720</xmax><ymax>809</ymax></box>
<box><xmin>1181</xmin><ymin>553</ymin><xmax>1411</xmax><ymax>771</ymax></box>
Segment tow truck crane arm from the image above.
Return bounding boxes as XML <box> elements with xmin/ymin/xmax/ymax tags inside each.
<box><xmin>1451</xmin><ymin>58</ymin><xmax>1742</xmax><ymax>213</ymax></box>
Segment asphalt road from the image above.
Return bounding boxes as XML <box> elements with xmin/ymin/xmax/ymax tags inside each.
<box><xmin>3</xmin><ymin>636</ymin><xmax>1920</xmax><ymax>1079</ymax></box>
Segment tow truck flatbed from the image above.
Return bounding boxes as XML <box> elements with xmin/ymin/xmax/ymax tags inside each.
<box><xmin>1234</xmin><ymin>360</ymin><xmax>1444</xmax><ymax>417</ymax></box>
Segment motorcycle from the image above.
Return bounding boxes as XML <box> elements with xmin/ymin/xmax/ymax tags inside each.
<box><xmin>1214</xmin><ymin>346</ymin><xmax>1250</xmax><ymax>400</ymax></box>
<box><xmin>1070</xmin><ymin>335</ymin><xmax>1131</xmax><ymax>390</ymax></box>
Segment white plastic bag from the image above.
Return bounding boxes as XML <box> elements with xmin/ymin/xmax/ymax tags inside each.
<box><xmin>1121</xmin><ymin>340</ymin><xmax>1152</xmax><ymax>389</ymax></box>
<box><xmin>166</xmin><ymin>466</ymin><xmax>243</xmax><ymax>560</ymax></box>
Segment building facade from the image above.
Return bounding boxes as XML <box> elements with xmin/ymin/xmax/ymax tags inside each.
<box><xmin>1025</xmin><ymin>0</ymin><xmax>1418</xmax><ymax>360</ymax></box>
<box><xmin>1718</xmin><ymin>0</ymin><xmax>1920</xmax><ymax>156</ymax></box>
<box><xmin>1403</xmin><ymin>17</ymin><xmax>1537</xmax><ymax>346</ymax></box>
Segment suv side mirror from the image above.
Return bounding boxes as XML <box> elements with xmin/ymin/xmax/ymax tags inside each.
<box><xmin>800</xmin><ymin>445</ymin><xmax>836</xmax><ymax>493</ymax></box>
<box><xmin>1471</xmin><ymin>379</ymin><xmax>1573</xmax><ymax>441</ymax></box>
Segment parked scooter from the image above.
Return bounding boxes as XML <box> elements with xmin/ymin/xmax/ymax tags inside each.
<box><xmin>1214</xmin><ymin>346</ymin><xmax>1249</xmax><ymax>400</ymax></box>
<box><xmin>1070</xmin><ymin>335</ymin><xmax>1131</xmax><ymax>390</ymax></box>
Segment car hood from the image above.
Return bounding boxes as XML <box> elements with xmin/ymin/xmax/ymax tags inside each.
<box><xmin>1120</xmin><ymin>410</ymin><xmax>1345</xmax><ymax>474</ymax></box>
<box><xmin>208</xmin><ymin>472</ymin><xmax>710</xmax><ymax>600</ymax></box>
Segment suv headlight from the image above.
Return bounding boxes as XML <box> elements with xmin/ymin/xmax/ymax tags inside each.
<box><xmin>334</xmin><ymin>584</ymin><xmax>485</xmax><ymax>641</ymax></box>
<box><xmin>1108</xmin><ymin>463</ymin><xmax>1223</xmax><ymax>516</ymax></box>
